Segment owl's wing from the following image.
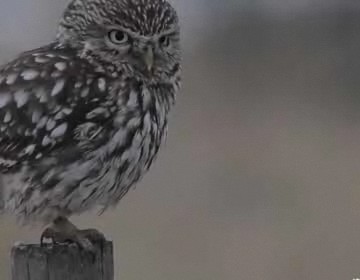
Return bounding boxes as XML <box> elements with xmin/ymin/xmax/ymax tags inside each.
<box><xmin>0</xmin><ymin>44</ymin><xmax>113</xmax><ymax>172</ymax></box>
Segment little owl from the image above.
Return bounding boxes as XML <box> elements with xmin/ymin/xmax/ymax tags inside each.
<box><xmin>0</xmin><ymin>0</ymin><xmax>181</xmax><ymax>250</ymax></box>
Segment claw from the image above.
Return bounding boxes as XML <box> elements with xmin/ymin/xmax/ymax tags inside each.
<box><xmin>40</xmin><ymin>217</ymin><xmax>106</xmax><ymax>253</ymax></box>
<box><xmin>40</xmin><ymin>227</ymin><xmax>56</xmax><ymax>246</ymax></box>
<box><xmin>80</xmin><ymin>229</ymin><xmax>106</xmax><ymax>243</ymax></box>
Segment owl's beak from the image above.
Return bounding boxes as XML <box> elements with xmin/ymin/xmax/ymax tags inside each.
<box><xmin>142</xmin><ymin>46</ymin><xmax>154</xmax><ymax>72</ymax></box>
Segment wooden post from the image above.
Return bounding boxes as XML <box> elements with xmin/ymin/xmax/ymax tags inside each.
<box><xmin>11</xmin><ymin>240</ymin><xmax>114</xmax><ymax>280</ymax></box>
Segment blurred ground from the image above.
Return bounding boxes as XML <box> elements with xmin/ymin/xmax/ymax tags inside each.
<box><xmin>0</xmin><ymin>1</ymin><xmax>360</xmax><ymax>279</ymax></box>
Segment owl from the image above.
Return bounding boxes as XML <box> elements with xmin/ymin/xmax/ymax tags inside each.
<box><xmin>0</xmin><ymin>0</ymin><xmax>181</xmax><ymax>250</ymax></box>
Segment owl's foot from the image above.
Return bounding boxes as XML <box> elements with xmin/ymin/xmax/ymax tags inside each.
<box><xmin>40</xmin><ymin>217</ymin><xmax>106</xmax><ymax>252</ymax></box>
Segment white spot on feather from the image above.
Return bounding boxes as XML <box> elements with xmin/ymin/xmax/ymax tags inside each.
<box><xmin>50</xmin><ymin>123</ymin><xmax>68</xmax><ymax>138</ymax></box>
<box><xmin>24</xmin><ymin>144</ymin><xmax>36</xmax><ymax>155</ymax></box>
<box><xmin>0</xmin><ymin>158</ymin><xmax>17</xmax><ymax>167</ymax></box>
<box><xmin>54</xmin><ymin>62</ymin><xmax>67</xmax><ymax>71</ymax></box>
<box><xmin>35</xmin><ymin>88</ymin><xmax>48</xmax><ymax>103</ymax></box>
<box><xmin>51</xmin><ymin>79</ymin><xmax>65</xmax><ymax>96</ymax></box>
<box><xmin>54</xmin><ymin>111</ymin><xmax>65</xmax><ymax>120</ymax></box>
<box><xmin>6</xmin><ymin>73</ymin><xmax>18</xmax><ymax>85</ymax></box>
<box><xmin>0</xmin><ymin>93</ymin><xmax>11</xmax><ymax>108</ymax></box>
<box><xmin>32</xmin><ymin>110</ymin><xmax>42</xmax><ymax>123</ymax></box>
<box><xmin>14</xmin><ymin>90</ymin><xmax>29</xmax><ymax>108</ymax></box>
<box><xmin>98</xmin><ymin>78</ymin><xmax>106</xmax><ymax>92</ymax></box>
<box><xmin>4</xmin><ymin>111</ymin><xmax>12</xmax><ymax>123</ymax></box>
<box><xmin>42</xmin><ymin>135</ymin><xmax>52</xmax><ymax>146</ymax></box>
<box><xmin>21</xmin><ymin>69</ymin><xmax>39</xmax><ymax>80</ymax></box>
<box><xmin>51</xmin><ymin>71</ymin><xmax>62</xmax><ymax>78</ymax></box>
<box><xmin>62</xmin><ymin>108</ymin><xmax>73</xmax><ymax>115</ymax></box>
<box><xmin>35</xmin><ymin>57</ymin><xmax>49</xmax><ymax>63</ymax></box>
<box><xmin>81</xmin><ymin>87</ymin><xmax>90</xmax><ymax>98</ymax></box>
<box><xmin>46</xmin><ymin>119</ymin><xmax>56</xmax><ymax>131</ymax></box>
<box><xmin>37</xmin><ymin>116</ymin><xmax>48</xmax><ymax>129</ymax></box>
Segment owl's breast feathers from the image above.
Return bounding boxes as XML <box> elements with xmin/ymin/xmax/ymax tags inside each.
<box><xmin>0</xmin><ymin>44</ymin><xmax>176</xmax><ymax>220</ymax></box>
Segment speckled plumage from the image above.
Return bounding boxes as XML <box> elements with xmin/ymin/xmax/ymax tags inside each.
<box><xmin>0</xmin><ymin>0</ymin><xmax>181</xmax><ymax>225</ymax></box>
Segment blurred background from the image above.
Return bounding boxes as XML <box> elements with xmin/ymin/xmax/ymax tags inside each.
<box><xmin>1</xmin><ymin>0</ymin><xmax>360</xmax><ymax>279</ymax></box>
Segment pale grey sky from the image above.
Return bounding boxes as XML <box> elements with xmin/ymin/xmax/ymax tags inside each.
<box><xmin>0</xmin><ymin>0</ymin><xmax>359</xmax><ymax>57</ymax></box>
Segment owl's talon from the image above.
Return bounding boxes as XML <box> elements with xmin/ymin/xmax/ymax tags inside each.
<box><xmin>80</xmin><ymin>229</ymin><xmax>106</xmax><ymax>243</ymax></box>
<box><xmin>74</xmin><ymin>235</ymin><xmax>95</xmax><ymax>252</ymax></box>
<box><xmin>40</xmin><ymin>217</ymin><xmax>105</xmax><ymax>252</ymax></box>
<box><xmin>40</xmin><ymin>227</ymin><xmax>56</xmax><ymax>246</ymax></box>
<box><xmin>40</xmin><ymin>226</ymin><xmax>96</xmax><ymax>252</ymax></box>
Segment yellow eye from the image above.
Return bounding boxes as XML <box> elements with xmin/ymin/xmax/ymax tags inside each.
<box><xmin>108</xmin><ymin>30</ymin><xmax>129</xmax><ymax>44</ymax></box>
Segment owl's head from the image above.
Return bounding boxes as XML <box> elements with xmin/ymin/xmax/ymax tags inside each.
<box><xmin>57</xmin><ymin>0</ymin><xmax>180</xmax><ymax>81</ymax></box>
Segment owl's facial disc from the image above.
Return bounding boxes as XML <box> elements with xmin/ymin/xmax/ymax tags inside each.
<box><xmin>105</xmin><ymin>27</ymin><xmax>154</xmax><ymax>73</ymax></box>
<box><xmin>58</xmin><ymin>0</ymin><xmax>180</xmax><ymax>79</ymax></box>
<box><xmin>103</xmin><ymin>26</ymin><xmax>178</xmax><ymax>76</ymax></box>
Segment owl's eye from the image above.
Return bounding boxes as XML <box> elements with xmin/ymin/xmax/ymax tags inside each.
<box><xmin>108</xmin><ymin>30</ymin><xmax>129</xmax><ymax>45</ymax></box>
<box><xmin>159</xmin><ymin>35</ymin><xmax>171</xmax><ymax>48</ymax></box>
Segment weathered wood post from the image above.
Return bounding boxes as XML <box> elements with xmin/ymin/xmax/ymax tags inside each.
<box><xmin>11</xmin><ymin>240</ymin><xmax>114</xmax><ymax>280</ymax></box>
